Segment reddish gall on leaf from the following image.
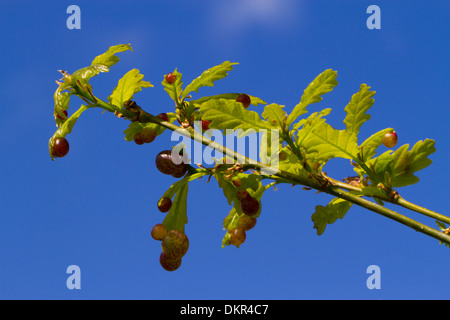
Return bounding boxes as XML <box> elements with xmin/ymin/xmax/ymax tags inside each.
<box><xmin>236</xmin><ymin>93</ymin><xmax>251</xmax><ymax>108</ymax></box>
<box><xmin>382</xmin><ymin>131</ymin><xmax>398</xmax><ymax>148</ymax></box>
<box><xmin>201</xmin><ymin>120</ymin><xmax>210</xmax><ymax>131</ymax></box>
<box><xmin>165</xmin><ymin>72</ymin><xmax>176</xmax><ymax>84</ymax></box>
<box><xmin>56</xmin><ymin>110</ymin><xmax>68</xmax><ymax>120</ymax></box>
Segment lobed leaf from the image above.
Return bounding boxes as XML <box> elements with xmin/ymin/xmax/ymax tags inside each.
<box><xmin>162</xmin><ymin>69</ymin><xmax>183</xmax><ymax>104</ymax></box>
<box><xmin>371</xmin><ymin>139</ymin><xmax>436</xmax><ymax>187</ymax></box>
<box><xmin>71</xmin><ymin>44</ymin><xmax>133</xmax><ymax>85</ymax></box>
<box><xmin>295</xmin><ymin>108</ymin><xmax>332</xmax><ymax>147</ymax></box>
<box><xmin>91</xmin><ymin>44</ymin><xmax>133</xmax><ymax>70</ymax></box>
<box><xmin>261</xmin><ymin>103</ymin><xmax>287</xmax><ymax>127</ymax></box>
<box><xmin>286</xmin><ymin>69</ymin><xmax>338</xmax><ymax>128</ymax></box>
<box><xmin>302</xmin><ymin>122</ymin><xmax>359</xmax><ymax>162</ymax></box>
<box><xmin>181</xmin><ymin>61</ymin><xmax>238</xmax><ymax>100</ymax></box>
<box><xmin>312</xmin><ymin>197</ymin><xmax>353</xmax><ymax>235</ymax></box>
<box><xmin>343</xmin><ymin>84</ymin><xmax>375</xmax><ymax>135</ymax></box>
<box><xmin>277</xmin><ymin>147</ymin><xmax>310</xmax><ymax>178</ymax></box>
<box><xmin>199</xmin><ymin>99</ymin><xmax>275</xmax><ymax>137</ymax></box>
<box><xmin>108</xmin><ymin>69</ymin><xmax>152</xmax><ymax>110</ymax></box>
<box><xmin>162</xmin><ymin>183</ymin><xmax>189</xmax><ymax>232</ymax></box>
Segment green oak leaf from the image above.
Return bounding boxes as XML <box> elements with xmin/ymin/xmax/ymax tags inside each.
<box><xmin>108</xmin><ymin>69</ymin><xmax>152</xmax><ymax>110</ymax></box>
<box><xmin>277</xmin><ymin>147</ymin><xmax>310</xmax><ymax>178</ymax></box>
<box><xmin>261</xmin><ymin>103</ymin><xmax>287</xmax><ymax>127</ymax></box>
<box><xmin>370</xmin><ymin>139</ymin><xmax>436</xmax><ymax>187</ymax></box>
<box><xmin>71</xmin><ymin>44</ymin><xmax>133</xmax><ymax>86</ymax></box>
<box><xmin>162</xmin><ymin>69</ymin><xmax>183</xmax><ymax>104</ymax></box>
<box><xmin>343</xmin><ymin>84</ymin><xmax>375</xmax><ymax>135</ymax></box>
<box><xmin>286</xmin><ymin>69</ymin><xmax>338</xmax><ymax>128</ymax></box>
<box><xmin>199</xmin><ymin>99</ymin><xmax>275</xmax><ymax>137</ymax></box>
<box><xmin>302</xmin><ymin>122</ymin><xmax>359</xmax><ymax>162</ymax></box>
<box><xmin>162</xmin><ymin>183</ymin><xmax>189</xmax><ymax>232</ymax></box>
<box><xmin>295</xmin><ymin>108</ymin><xmax>332</xmax><ymax>148</ymax></box>
<box><xmin>312</xmin><ymin>197</ymin><xmax>353</xmax><ymax>235</ymax></box>
<box><xmin>160</xmin><ymin>172</ymin><xmax>207</xmax><ymax>232</ymax></box>
<box><xmin>91</xmin><ymin>44</ymin><xmax>133</xmax><ymax>70</ymax></box>
<box><xmin>181</xmin><ymin>61</ymin><xmax>238</xmax><ymax>100</ymax></box>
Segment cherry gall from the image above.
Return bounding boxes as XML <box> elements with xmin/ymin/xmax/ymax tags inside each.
<box><xmin>165</xmin><ymin>72</ymin><xmax>176</xmax><ymax>84</ymax></box>
<box><xmin>236</xmin><ymin>94</ymin><xmax>251</xmax><ymax>108</ymax></box>
<box><xmin>382</xmin><ymin>131</ymin><xmax>398</xmax><ymax>148</ymax></box>
<box><xmin>51</xmin><ymin>137</ymin><xmax>70</xmax><ymax>158</ymax></box>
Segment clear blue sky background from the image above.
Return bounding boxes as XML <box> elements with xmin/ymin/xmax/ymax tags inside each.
<box><xmin>0</xmin><ymin>0</ymin><xmax>449</xmax><ymax>300</ymax></box>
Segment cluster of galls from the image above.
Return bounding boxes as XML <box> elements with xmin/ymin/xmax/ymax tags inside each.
<box><xmin>133</xmin><ymin>127</ymin><xmax>156</xmax><ymax>145</ymax></box>
<box><xmin>152</xmin><ymin>195</ymin><xmax>189</xmax><ymax>271</ymax></box>
<box><xmin>151</xmin><ymin>149</ymin><xmax>191</xmax><ymax>271</ymax></box>
<box><xmin>227</xmin><ymin>189</ymin><xmax>260</xmax><ymax>247</ymax></box>
<box><xmin>151</xmin><ymin>224</ymin><xmax>189</xmax><ymax>272</ymax></box>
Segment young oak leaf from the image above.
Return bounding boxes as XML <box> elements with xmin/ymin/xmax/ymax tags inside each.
<box><xmin>71</xmin><ymin>44</ymin><xmax>133</xmax><ymax>85</ymax></box>
<box><xmin>108</xmin><ymin>69</ymin><xmax>153</xmax><ymax>110</ymax></box>
<box><xmin>277</xmin><ymin>147</ymin><xmax>310</xmax><ymax>178</ymax></box>
<box><xmin>181</xmin><ymin>61</ymin><xmax>238</xmax><ymax>100</ymax></box>
<box><xmin>371</xmin><ymin>139</ymin><xmax>436</xmax><ymax>187</ymax></box>
<box><xmin>162</xmin><ymin>69</ymin><xmax>183</xmax><ymax>104</ymax></box>
<box><xmin>261</xmin><ymin>103</ymin><xmax>287</xmax><ymax>127</ymax></box>
<box><xmin>91</xmin><ymin>44</ymin><xmax>133</xmax><ymax>70</ymax></box>
<box><xmin>162</xmin><ymin>183</ymin><xmax>189</xmax><ymax>233</ymax></box>
<box><xmin>199</xmin><ymin>99</ymin><xmax>275</xmax><ymax>137</ymax></box>
<box><xmin>312</xmin><ymin>197</ymin><xmax>353</xmax><ymax>235</ymax></box>
<box><xmin>343</xmin><ymin>84</ymin><xmax>375</xmax><ymax>135</ymax></box>
<box><xmin>159</xmin><ymin>172</ymin><xmax>207</xmax><ymax>233</ymax></box>
<box><xmin>295</xmin><ymin>108</ymin><xmax>332</xmax><ymax>148</ymax></box>
<box><xmin>286</xmin><ymin>69</ymin><xmax>338</xmax><ymax>128</ymax></box>
<box><xmin>302</xmin><ymin>122</ymin><xmax>359</xmax><ymax>162</ymax></box>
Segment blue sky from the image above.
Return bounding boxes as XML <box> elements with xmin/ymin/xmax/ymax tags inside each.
<box><xmin>0</xmin><ymin>0</ymin><xmax>449</xmax><ymax>299</ymax></box>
